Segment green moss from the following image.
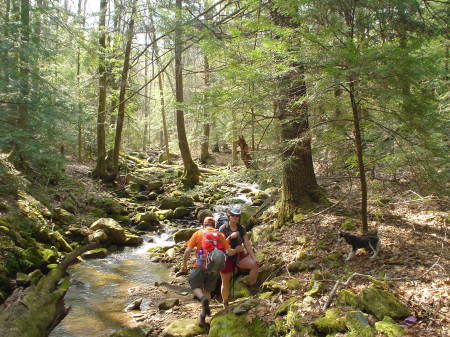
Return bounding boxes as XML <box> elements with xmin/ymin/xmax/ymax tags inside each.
<box><xmin>276</xmin><ymin>297</ymin><xmax>298</xmax><ymax>316</ymax></box>
<box><xmin>337</xmin><ymin>290</ymin><xmax>360</xmax><ymax>308</ymax></box>
<box><xmin>360</xmin><ymin>286</ymin><xmax>411</xmax><ymax>320</ymax></box>
<box><xmin>109</xmin><ymin>327</ymin><xmax>149</xmax><ymax>337</ymax></box>
<box><xmin>325</xmin><ymin>252</ymin><xmax>343</xmax><ymax>263</ymax></box>
<box><xmin>304</xmin><ymin>280</ymin><xmax>324</xmax><ymax>297</ymax></box>
<box><xmin>258</xmin><ymin>291</ymin><xmax>273</xmax><ymax>299</ymax></box>
<box><xmin>313</xmin><ymin>308</ymin><xmax>347</xmax><ymax>334</ymax></box>
<box><xmin>28</xmin><ymin>269</ymin><xmax>44</xmax><ymax>285</ymax></box>
<box><xmin>209</xmin><ymin>312</ymin><xmax>269</xmax><ymax>337</ymax></box>
<box><xmin>375</xmin><ymin>316</ymin><xmax>406</xmax><ymax>337</ymax></box>
<box><xmin>286</xmin><ymin>279</ymin><xmax>302</xmax><ymax>290</ymax></box>
<box><xmin>232</xmin><ymin>276</ymin><xmax>252</xmax><ymax>299</ymax></box>
<box><xmin>345</xmin><ymin>311</ymin><xmax>374</xmax><ymax>337</ymax></box>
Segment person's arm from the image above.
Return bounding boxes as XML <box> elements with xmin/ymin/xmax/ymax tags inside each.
<box><xmin>220</xmin><ymin>233</ymin><xmax>237</xmax><ymax>256</ymax></box>
<box><xmin>243</xmin><ymin>234</ymin><xmax>256</xmax><ymax>261</ymax></box>
<box><xmin>181</xmin><ymin>246</ymin><xmax>193</xmax><ymax>272</ymax></box>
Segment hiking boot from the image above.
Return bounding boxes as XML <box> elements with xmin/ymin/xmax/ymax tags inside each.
<box><xmin>200</xmin><ymin>296</ymin><xmax>211</xmax><ymax>317</ymax></box>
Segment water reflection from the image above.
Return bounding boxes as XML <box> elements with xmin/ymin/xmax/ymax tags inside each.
<box><xmin>50</xmin><ymin>235</ymin><xmax>172</xmax><ymax>337</ymax></box>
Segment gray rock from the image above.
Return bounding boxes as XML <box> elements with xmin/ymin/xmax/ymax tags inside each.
<box><xmin>158</xmin><ymin>298</ymin><xmax>180</xmax><ymax>311</ymax></box>
<box><xmin>90</xmin><ymin>218</ymin><xmax>127</xmax><ymax>244</ymax></box>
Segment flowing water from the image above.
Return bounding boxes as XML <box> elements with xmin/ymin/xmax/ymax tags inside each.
<box><xmin>50</xmin><ymin>234</ymin><xmax>173</xmax><ymax>337</ymax></box>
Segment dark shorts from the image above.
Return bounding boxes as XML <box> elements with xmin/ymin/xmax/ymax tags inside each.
<box><xmin>188</xmin><ymin>267</ymin><xmax>219</xmax><ymax>292</ymax></box>
<box><xmin>221</xmin><ymin>252</ymin><xmax>248</xmax><ymax>274</ymax></box>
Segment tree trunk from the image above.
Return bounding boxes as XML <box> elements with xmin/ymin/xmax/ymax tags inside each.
<box><xmin>17</xmin><ymin>0</ymin><xmax>30</xmax><ymax>130</ymax></box>
<box><xmin>231</xmin><ymin>111</ymin><xmax>238</xmax><ymax>165</ymax></box>
<box><xmin>143</xmin><ymin>31</ymin><xmax>150</xmax><ymax>152</ymax></box>
<box><xmin>175</xmin><ymin>0</ymin><xmax>199</xmax><ymax>186</ymax></box>
<box><xmin>348</xmin><ymin>74</ymin><xmax>368</xmax><ymax>234</ymax></box>
<box><xmin>277</xmin><ymin>64</ymin><xmax>322</xmax><ymax>223</ymax></box>
<box><xmin>111</xmin><ymin>0</ymin><xmax>136</xmax><ymax>179</ymax></box>
<box><xmin>149</xmin><ymin>15</ymin><xmax>171</xmax><ymax>164</ymax></box>
<box><xmin>0</xmin><ymin>242</ymin><xmax>99</xmax><ymax>337</ymax></box>
<box><xmin>92</xmin><ymin>0</ymin><xmax>108</xmax><ymax>179</ymax></box>
<box><xmin>76</xmin><ymin>0</ymin><xmax>84</xmax><ymax>160</ymax></box>
<box><xmin>200</xmin><ymin>54</ymin><xmax>210</xmax><ymax>163</ymax></box>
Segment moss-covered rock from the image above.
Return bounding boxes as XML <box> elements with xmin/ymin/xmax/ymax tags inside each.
<box><xmin>251</xmin><ymin>224</ymin><xmax>271</xmax><ymax>243</ymax></box>
<box><xmin>161</xmin><ymin>318</ymin><xmax>204</xmax><ymax>337</ymax></box>
<box><xmin>52</xmin><ymin>208</ymin><xmax>76</xmax><ymax>225</ymax></box>
<box><xmin>132</xmin><ymin>212</ymin><xmax>160</xmax><ymax>230</ymax></box>
<box><xmin>124</xmin><ymin>233</ymin><xmax>143</xmax><ymax>245</ymax></box>
<box><xmin>374</xmin><ymin>316</ymin><xmax>406</xmax><ymax>337</ymax></box>
<box><xmin>337</xmin><ymin>289</ymin><xmax>360</xmax><ymax>308</ymax></box>
<box><xmin>109</xmin><ymin>326</ymin><xmax>149</xmax><ymax>337</ymax></box>
<box><xmin>90</xmin><ymin>218</ymin><xmax>127</xmax><ymax>244</ymax></box>
<box><xmin>262</xmin><ymin>277</ymin><xmax>289</xmax><ymax>293</ymax></box>
<box><xmin>159</xmin><ymin>195</ymin><xmax>193</xmax><ymax>210</ymax></box>
<box><xmin>286</xmin><ymin>279</ymin><xmax>302</xmax><ymax>290</ymax></box>
<box><xmin>173</xmin><ymin>207</ymin><xmax>190</xmax><ymax>219</ymax></box>
<box><xmin>240</xmin><ymin>205</ymin><xmax>259</xmax><ymax>229</ymax></box>
<box><xmin>360</xmin><ymin>286</ymin><xmax>411</xmax><ymax>320</ymax></box>
<box><xmin>173</xmin><ymin>228</ymin><xmax>198</xmax><ymax>243</ymax></box>
<box><xmin>82</xmin><ymin>248</ymin><xmax>108</xmax><ymax>259</ymax></box>
<box><xmin>155</xmin><ymin>209</ymin><xmax>173</xmax><ymax>220</ymax></box>
<box><xmin>209</xmin><ymin>311</ymin><xmax>269</xmax><ymax>337</ymax></box>
<box><xmin>232</xmin><ymin>276</ymin><xmax>252</xmax><ymax>299</ymax></box>
<box><xmin>288</xmin><ymin>261</ymin><xmax>314</xmax><ymax>273</ymax></box>
<box><xmin>305</xmin><ymin>280</ymin><xmax>324</xmax><ymax>297</ymax></box>
<box><xmin>313</xmin><ymin>308</ymin><xmax>347</xmax><ymax>334</ymax></box>
<box><xmin>344</xmin><ymin>311</ymin><xmax>374</xmax><ymax>337</ymax></box>
<box><xmin>88</xmin><ymin>197</ymin><xmax>125</xmax><ymax>216</ymax></box>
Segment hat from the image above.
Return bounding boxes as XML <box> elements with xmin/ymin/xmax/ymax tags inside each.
<box><xmin>228</xmin><ymin>207</ymin><xmax>241</xmax><ymax>216</ymax></box>
<box><xmin>203</xmin><ymin>216</ymin><xmax>216</xmax><ymax>225</ymax></box>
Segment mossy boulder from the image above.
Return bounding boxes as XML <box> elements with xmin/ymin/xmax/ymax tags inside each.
<box><xmin>132</xmin><ymin>212</ymin><xmax>160</xmax><ymax>230</ymax></box>
<box><xmin>262</xmin><ymin>277</ymin><xmax>289</xmax><ymax>293</ymax></box>
<box><xmin>173</xmin><ymin>207</ymin><xmax>190</xmax><ymax>219</ymax></box>
<box><xmin>375</xmin><ymin>316</ymin><xmax>406</xmax><ymax>337</ymax></box>
<box><xmin>82</xmin><ymin>248</ymin><xmax>108</xmax><ymax>259</ymax></box>
<box><xmin>232</xmin><ymin>276</ymin><xmax>252</xmax><ymax>299</ymax></box>
<box><xmin>360</xmin><ymin>286</ymin><xmax>411</xmax><ymax>319</ymax></box>
<box><xmin>173</xmin><ymin>228</ymin><xmax>198</xmax><ymax>243</ymax></box>
<box><xmin>155</xmin><ymin>209</ymin><xmax>174</xmax><ymax>220</ymax></box>
<box><xmin>90</xmin><ymin>218</ymin><xmax>127</xmax><ymax>244</ymax></box>
<box><xmin>240</xmin><ymin>205</ymin><xmax>259</xmax><ymax>229</ymax></box>
<box><xmin>196</xmin><ymin>209</ymin><xmax>213</xmax><ymax>223</ymax></box>
<box><xmin>276</xmin><ymin>297</ymin><xmax>298</xmax><ymax>316</ymax></box>
<box><xmin>251</xmin><ymin>224</ymin><xmax>271</xmax><ymax>243</ymax></box>
<box><xmin>109</xmin><ymin>326</ymin><xmax>149</xmax><ymax>337</ymax></box>
<box><xmin>52</xmin><ymin>208</ymin><xmax>76</xmax><ymax>225</ymax></box>
<box><xmin>313</xmin><ymin>308</ymin><xmax>347</xmax><ymax>334</ymax></box>
<box><xmin>161</xmin><ymin>318</ymin><xmax>204</xmax><ymax>337</ymax></box>
<box><xmin>124</xmin><ymin>234</ymin><xmax>143</xmax><ymax>245</ymax></box>
<box><xmin>337</xmin><ymin>289</ymin><xmax>360</xmax><ymax>308</ymax></box>
<box><xmin>89</xmin><ymin>197</ymin><xmax>125</xmax><ymax>216</ymax></box>
<box><xmin>344</xmin><ymin>311</ymin><xmax>374</xmax><ymax>337</ymax></box>
<box><xmin>288</xmin><ymin>261</ymin><xmax>314</xmax><ymax>273</ymax></box>
<box><xmin>159</xmin><ymin>195</ymin><xmax>193</xmax><ymax>210</ymax></box>
<box><xmin>209</xmin><ymin>311</ymin><xmax>269</xmax><ymax>337</ymax></box>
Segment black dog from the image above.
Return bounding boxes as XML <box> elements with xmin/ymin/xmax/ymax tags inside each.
<box><xmin>339</xmin><ymin>231</ymin><xmax>380</xmax><ymax>261</ymax></box>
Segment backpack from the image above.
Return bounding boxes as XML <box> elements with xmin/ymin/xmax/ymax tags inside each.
<box><xmin>201</xmin><ymin>229</ymin><xmax>226</xmax><ymax>272</ymax></box>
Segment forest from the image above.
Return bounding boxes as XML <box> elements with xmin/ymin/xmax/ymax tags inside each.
<box><xmin>0</xmin><ymin>0</ymin><xmax>448</xmax><ymax>336</ymax></box>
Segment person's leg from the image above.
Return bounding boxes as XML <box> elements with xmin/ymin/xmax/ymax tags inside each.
<box><xmin>220</xmin><ymin>271</ymin><xmax>233</xmax><ymax>307</ymax></box>
<box><xmin>188</xmin><ymin>268</ymin><xmax>209</xmax><ymax>326</ymax></box>
<box><xmin>237</xmin><ymin>255</ymin><xmax>258</xmax><ymax>285</ymax></box>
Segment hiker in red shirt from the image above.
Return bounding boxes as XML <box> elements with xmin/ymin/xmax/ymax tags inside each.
<box><xmin>181</xmin><ymin>216</ymin><xmax>236</xmax><ymax>326</ymax></box>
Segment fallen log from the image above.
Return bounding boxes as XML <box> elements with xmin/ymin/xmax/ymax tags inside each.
<box><xmin>0</xmin><ymin>241</ymin><xmax>99</xmax><ymax>337</ymax></box>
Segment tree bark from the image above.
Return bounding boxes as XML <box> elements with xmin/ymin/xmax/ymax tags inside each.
<box><xmin>76</xmin><ymin>0</ymin><xmax>84</xmax><ymax>160</ymax></box>
<box><xmin>200</xmin><ymin>54</ymin><xmax>211</xmax><ymax>163</ymax></box>
<box><xmin>231</xmin><ymin>110</ymin><xmax>238</xmax><ymax>165</ymax></box>
<box><xmin>143</xmin><ymin>31</ymin><xmax>150</xmax><ymax>152</ymax></box>
<box><xmin>348</xmin><ymin>74</ymin><xmax>368</xmax><ymax>234</ymax></box>
<box><xmin>175</xmin><ymin>0</ymin><xmax>199</xmax><ymax>186</ymax></box>
<box><xmin>17</xmin><ymin>0</ymin><xmax>30</xmax><ymax>130</ymax></box>
<box><xmin>92</xmin><ymin>0</ymin><xmax>108</xmax><ymax>179</ymax></box>
<box><xmin>276</xmin><ymin>64</ymin><xmax>322</xmax><ymax>223</ymax></box>
<box><xmin>149</xmin><ymin>14</ymin><xmax>171</xmax><ymax>164</ymax></box>
<box><xmin>111</xmin><ymin>0</ymin><xmax>137</xmax><ymax>179</ymax></box>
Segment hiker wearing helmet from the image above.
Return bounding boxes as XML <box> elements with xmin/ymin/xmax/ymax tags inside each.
<box><xmin>181</xmin><ymin>216</ymin><xmax>236</xmax><ymax>326</ymax></box>
<box><xmin>218</xmin><ymin>207</ymin><xmax>259</xmax><ymax>307</ymax></box>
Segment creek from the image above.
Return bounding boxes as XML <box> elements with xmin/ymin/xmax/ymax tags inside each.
<box><xmin>50</xmin><ymin>182</ymin><xmax>259</xmax><ymax>337</ymax></box>
<box><xmin>49</xmin><ymin>234</ymin><xmax>173</xmax><ymax>337</ymax></box>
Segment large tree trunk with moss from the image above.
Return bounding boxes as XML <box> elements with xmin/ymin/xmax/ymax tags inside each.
<box><xmin>277</xmin><ymin>64</ymin><xmax>322</xmax><ymax>223</ymax></box>
<box><xmin>111</xmin><ymin>1</ymin><xmax>136</xmax><ymax>179</ymax></box>
<box><xmin>0</xmin><ymin>242</ymin><xmax>98</xmax><ymax>337</ymax></box>
<box><xmin>92</xmin><ymin>0</ymin><xmax>108</xmax><ymax>179</ymax></box>
<box><xmin>174</xmin><ymin>0</ymin><xmax>199</xmax><ymax>186</ymax></box>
